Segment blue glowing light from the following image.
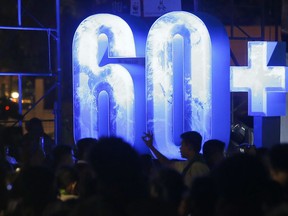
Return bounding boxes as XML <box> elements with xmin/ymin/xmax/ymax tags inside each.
<box><xmin>146</xmin><ymin>12</ymin><xmax>230</xmax><ymax>159</ymax></box>
<box><xmin>231</xmin><ymin>42</ymin><xmax>288</xmax><ymax>116</ymax></box>
<box><xmin>73</xmin><ymin>14</ymin><xmax>136</xmax><ymax>144</ymax></box>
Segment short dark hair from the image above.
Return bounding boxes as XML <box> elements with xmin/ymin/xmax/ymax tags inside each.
<box><xmin>26</xmin><ymin>117</ymin><xmax>44</xmax><ymax>134</ymax></box>
<box><xmin>76</xmin><ymin>138</ymin><xmax>98</xmax><ymax>160</ymax></box>
<box><xmin>52</xmin><ymin>145</ymin><xmax>73</xmax><ymax>167</ymax></box>
<box><xmin>180</xmin><ymin>131</ymin><xmax>202</xmax><ymax>153</ymax></box>
<box><xmin>88</xmin><ymin>137</ymin><xmax>144</xmax><ymax>201</ymax></box>
<box><xmin>270</xmin><ymin>144</ymin><xmax>288</xmax><ymax>172</ymax></box>
<box><xmin>203</xmin><ymin>139</ymin><xmax>225</xmax><ymax>157</ymax></box>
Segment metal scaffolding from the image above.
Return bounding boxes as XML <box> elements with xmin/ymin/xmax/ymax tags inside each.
<box><xmin>193</xmin><ymin>0</ymin><xmax>281</xmax><ymax>65</ymax></box>
<box><xmin>193</xmin><ymin>0</ymin><xmax>282</xmax><ymax>143</ymax></box>
<box><xmin>228</xmin><ymin>0</ymin><xmax>280</xmax><ymax>65</ymax></box>
<box><xmin>0</xmin><ymin>0</ymin><xmax>61</xmax><ymax>144</ymax></box>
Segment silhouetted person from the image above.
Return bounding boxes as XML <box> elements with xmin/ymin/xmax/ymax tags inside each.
<box><xmin>270</xmin><ymin>144</ymin><xmax>288</xmax><ymax>192</ymax></box>
<box><xmin>87</xmin><ymin>137</ymin><xmax>148</xmax><ymax>213</ymax></box>
<box><xmin>203</xmin><ymin>139</ymin><xmax>225</xmax><ymax>169</ymax></box>
<box><xmin>42</xmin><ymin>199</ymin><xmax>78</xmax><ymax>216</ymax></box>
<box><xmin>0</xmin><ymin>159</ymin><xmax>12</xmax><ymax>214</ymax></box>
<box><xmin>149</xmin><ymin>167</ymin><xmax>186</xmax><ymax>215</ymax></box>
<box><xmin>140</xmin><ymin>154</ymin><xmax>156</xmax><ymax>179</ymax></box>
<box><xmin>212</xmin><ymin>154</ymin><xmax>271</xmax><ymax>216</ymax></box>
<box><xmin>188</xmin><ymin>176</ymin><xmax>216</xmax><ymax>216</ymax></box>
<box><xmin>142</xmin><ymin>131</ymin><xmax>209</xmax><ymax>187</ymax></box>
<box><xmin>52</xmin><ymin>145</ymin><xmax>74</xmax><ymax>170</ymax></box>
<box><xmin>9</xmin><ymin>166</ymin><xmax>57</xmax><ymax>216</ymax></box>
<box><xmin>75</xmin><ymin>138</ymin><xmax>97</xmax><ymax>163</ymax></box>
<box><xmin>21</xmin><ymin>118</ymin><xmax>55</xmax><ymax>167</ymax></box>
<box><xmin>255</xmin><ymin>147</ymin><xmax>270</xmax><ymax>171</ymax></box>
<box><xmin>55</xmin><ymin>166</ymin><xmax>79</xmax><ymax>201</ymax></box>
<box><xmin>73</xmin><ymin>138</ymin><xmax>97</xmax><ymax>198</ymax></box>
<box><xmin>24</xmin><ymin>118</ymin><xmax>55</xmax><ymax>154</ymax></box>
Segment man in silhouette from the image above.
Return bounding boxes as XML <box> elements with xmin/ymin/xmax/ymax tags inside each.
<box><xmin>142</xmin><ymin>131</ymin><xmax>209</xmax><ymax>187</ymax></box>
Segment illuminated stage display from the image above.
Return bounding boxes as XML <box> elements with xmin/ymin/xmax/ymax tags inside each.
<box><xmin>73</xmin><ymin>12</ymin><xmax>288</xmax><ymax>158</ymax></box>
<box><xmin>146</xmin><ymin>12</ymin><xmax>230</xmax><ymax>158</ymax></box>
<box><xmin>73</xmin><ymin>14</ymin><xmax>136</xmax><ymax>145</ymax></box>
<box><xmin>231</xmin><ymin>42</ymin><xmax>288</xmax><ymax>116</ymax></box>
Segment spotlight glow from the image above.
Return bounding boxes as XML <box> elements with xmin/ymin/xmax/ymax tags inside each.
<box><xmin>11</xmin><ymin>92</ymin><xmax>19</xmax><ymax>99</ymax></box>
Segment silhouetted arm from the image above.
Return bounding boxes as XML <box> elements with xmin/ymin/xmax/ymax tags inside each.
<box><xmin>142</xmin><ymin>131</ymin><xmax>172</xmax><ymax>166</ymax></box>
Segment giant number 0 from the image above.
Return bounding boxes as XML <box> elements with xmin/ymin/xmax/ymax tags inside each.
<box><xmin>146</xmin><ymin>12</ymin><xmax>230</xmax><ymax>158</ymax></box>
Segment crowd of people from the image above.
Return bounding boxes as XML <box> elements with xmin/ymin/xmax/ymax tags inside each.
<box><xmin>0</xmin><ymin>118</ymin><xmax>288</xmax><ymax>216</ymax></box>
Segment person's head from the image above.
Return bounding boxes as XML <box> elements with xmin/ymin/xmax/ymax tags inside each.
<box><xmin>52</xmin><ymin>145</ymin><xmax>74</xmax><ymax>169</ymax></box>
<box><xmin>149</xmin><ymin>167</ymin><xmax>185</xmax><ymax>209</ymax></box>
<box><xmin>25</xmin><ymin>117</ymin><xmax>44</xmax><ymax>136</ymax></box>
<box><xmin>203</xmin><ymin>139</ymin><xmax>225</xmax><ymax>169</ymax></box>
<box><xmin>76</xmin><ymin>138</ymin><xmax>97</xmax><ymax>161</ymax></box>
<box><xmin>212</xmin><ymin>154</ymin><xmax>270</xmax><ymax>216</ymax></box>
<box><xmin>88</xmin><ymin>137</ymin><xmax>147</xmax><ymax>202</ymax></box>
<box><xmin>180</xmin><ymin>131</ymin><xmax>202</xmax><ymax>159</ymax></box>
<box><xmin>269</xmin><ymin>144</ymin><xmax>288</xmax><ymax>187</ymax></box>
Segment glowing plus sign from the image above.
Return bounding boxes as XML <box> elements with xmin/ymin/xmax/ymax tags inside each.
<box><xmin>231</xmin><ymin>41</ymin><xmax>288</xmax><ymax>116</ymax></box>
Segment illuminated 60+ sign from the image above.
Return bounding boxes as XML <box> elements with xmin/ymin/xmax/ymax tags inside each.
<box><xmin>72</xmin><ymin>11</ymin><xmax>288</xmax><ymax>159</ymax></box>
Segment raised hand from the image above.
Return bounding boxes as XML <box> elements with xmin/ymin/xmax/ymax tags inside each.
<box><xmin>142</xmin><ymin>131</ymin><xmax>154</xmax><ymax>148</ymax></box>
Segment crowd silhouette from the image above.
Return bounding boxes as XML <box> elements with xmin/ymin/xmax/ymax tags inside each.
<box><xmin>0</xmin><ymin>118</ymin><xmax>288</xmax><ymax>216</ymax></box>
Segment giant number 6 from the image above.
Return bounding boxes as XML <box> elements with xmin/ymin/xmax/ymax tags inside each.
<box><xmin>73</xmin><ymin>14</ymin><xmax>135</xmax><ymax>145</ymax></box>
